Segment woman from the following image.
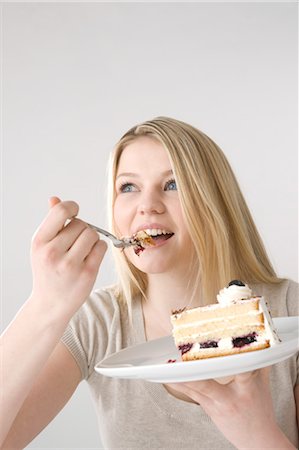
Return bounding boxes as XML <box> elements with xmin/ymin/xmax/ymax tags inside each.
<box><xmin>1</xmin><ymin>117</ymin><xmax>298</xmax><ymax>449</ymax></box>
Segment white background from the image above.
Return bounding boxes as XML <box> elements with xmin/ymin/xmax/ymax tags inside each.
<box><xmin>2</xmin><ymin>2</ymin><xmax>298</xmax><ymax>449</ymax></box>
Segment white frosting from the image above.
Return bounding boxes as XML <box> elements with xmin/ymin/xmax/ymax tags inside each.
<box><xmin>176</xmin><ymin>297</ymin><xmax>280</xmax><ymax>345</ymax></box>
<box><xmin>257</xmin><ymin>297</ymin><xmax>280</xmax><ymax>344</ymax></box>
<box><xmin>176</xmin><ymin>307</ymin><xmax>260</xmax><ymax>329</ymax></box>
<box><xmin>217</xmin><ymin>337</ymin><xmax>233</xmax><ymax>350</ymax></box>
<box><xmin>217</xmin><ymin>283</ymin><xmax>252</xmax><ymax>305</ymax></box>
<box><xmin>177</xmin><ymin>321</ymin><xmax>264</xmax><ymax>339</ymax></box>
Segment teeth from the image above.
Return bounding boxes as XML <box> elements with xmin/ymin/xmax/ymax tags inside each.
<box><xmin>144</xmin><ymin>228</ymin><xmax>172</xmax><ymax>236</ymax></box>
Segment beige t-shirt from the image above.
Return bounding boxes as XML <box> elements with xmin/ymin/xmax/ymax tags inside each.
<box><xmin>61</xmin><ymin>279</ymin><xmax>298</xmax><ymax>449</ymax></box>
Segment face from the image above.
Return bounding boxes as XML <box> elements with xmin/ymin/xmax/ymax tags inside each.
<box><xmin>113</xmin><ymin>136</ymin><xmax>195</xmax><ymax>275</ymax></box>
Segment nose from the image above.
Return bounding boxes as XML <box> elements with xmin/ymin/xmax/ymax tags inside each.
<box><xmin>137</xmin><ymin>190</ymin><xmax>165</xmax><ymax>215</ymax></box>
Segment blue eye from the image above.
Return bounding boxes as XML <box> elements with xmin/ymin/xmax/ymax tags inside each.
<box><xmin>164</xmin><ymin>179</ymin><xmax>177</xmax><ymax>191</ymax></box>
<box><xmin>119</xmin><ymin>182</ymin><xmax>136</xmax><ymax>193</ymax></box>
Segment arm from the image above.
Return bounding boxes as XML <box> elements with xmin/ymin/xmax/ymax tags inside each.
<box><xmin>168</xmin><ymin>368</ymin><xmax>297</xmax><ymax>449</ymax></box>
<box><xmin>295</xmin><ymin>384</ymin><xmax>299</xmax><ymax>429</ymax></box>
<box><xmin>0</xmin><ymin>197</ymin><xmax>107</xmax><ymax>446</ymax></box>
<box><xmin>1</xmin><ymin>342</ymin><xmax>81</xmax><ymax>450</ymax></box>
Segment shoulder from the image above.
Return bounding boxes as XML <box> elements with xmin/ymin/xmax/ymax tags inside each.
<box><xmin>280</xmin><ymin>278</ymin><xmax>298</xmax><ymax>317</ymax></box>
<box><xmin>87</xmin><ymin>284</ymin><xmax>122</xmax><ymax>314</ymax></box>
<box><xmin>69</xmin><ymin>284</ymin><xmax>129</xmax><ymax>332</ymax></box>
<box><xmin>253</xmin><ymin>279</ymin><xmax>298</xmax><ymax>317</ymax></box>
<box><xmin>61</xmin><ymin>285</ymin><xmax>130</xmax><ymax>380</ymax></box>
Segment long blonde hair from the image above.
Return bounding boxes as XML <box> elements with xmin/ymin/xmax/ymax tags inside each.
<box><xmin>107</xmin><ymin>117</ymin><xmax>281</xmax><ymax>311</ymax></box>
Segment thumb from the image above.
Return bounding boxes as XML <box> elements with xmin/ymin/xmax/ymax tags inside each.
<box><xmin>48</xmin><ymin>196</ymin><xmax>61</xmax><ymax>209</ymax></box>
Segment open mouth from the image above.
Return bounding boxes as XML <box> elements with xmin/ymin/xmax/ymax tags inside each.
<box><xmin>145</xmin><ymin>229</ymin><xmax>174</xmax><ymax>240</ymax></box>
<box><xmin>150</xmin><ymin>233</ymin><xmax>174</xmax><ymax>243</ymax></box>
<box><xmin>132</xmin><ymin>229</ymin><xmax>174</xmax><ymax>255</ymax></box>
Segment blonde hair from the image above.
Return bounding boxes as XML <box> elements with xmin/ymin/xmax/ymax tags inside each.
<box><xmin>107</xmin><ymin>117</ymin><xmax>281</xmax><ymax>311</ymax></box>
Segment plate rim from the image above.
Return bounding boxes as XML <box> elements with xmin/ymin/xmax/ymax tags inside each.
<box><xmin>94</xmin><ymin>315</ymin><xmax>299</xmax><ymax>382</ymax></box>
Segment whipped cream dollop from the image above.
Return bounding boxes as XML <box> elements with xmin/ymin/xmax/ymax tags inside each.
<box><xmin>217</xmin><ymin>281</ymin><xmax>252</xmax><ymax>306</ymax></box>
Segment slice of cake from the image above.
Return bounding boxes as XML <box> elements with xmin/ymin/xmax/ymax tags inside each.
<box><xmin>122</xmin><ymin>230</ymin><xmax>156</xmax><ymax>255</ymax></box>
<box><xmin>170</xmin><ymin>280</ymin><xmax>280</xmax><ymax>361</ymax></box>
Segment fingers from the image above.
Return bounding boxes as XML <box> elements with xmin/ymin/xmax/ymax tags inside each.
<box><xmin>68</xmin><ymin>224</ymin><xmax>101</xmax><ymax>261</ymax></box>
<box><xmin>168</xmin><ymin>379</ymin><xmax>225</xmax><ymax>399</ymax></box>
<box><xmin>168</xmin><ymin>367</ymin><xmax>272</xmax><ymax>403</ymax></box>
<box><xmin>214</xmin><ymin>375</ymin><xmax>235</xmax><ymax>385</ymax></box>
<box><xmin>48</xmin><ymin>196</ymin><xmax>61</xmax><ymax>209</ymax></box>
<box><xmin>33</xmin><ymin>198</ymin><xmax>108</xmax><ymax>266</ymax></box>
<box><xmin>59</xmin><ymin>236</ymin><xmax>107</xmax><ymax>282</ymax></box>
<box><xmin>36</xmin><ymin>200</ymin><xmax>79</xmax><ymax>244</ymax></box>
<box><xmin>183</xmin><ymin>379</ymin><xmax>227</xmax><ymax>397</ymax></box>
<box><xmin>43</xmin><ymin>217</ymin><xmax>106</xmax><ymax>265</ymax></box>
<box><xmin>54</xmin><ymin>219</ymin><xmax>89</xmax><ymax>253</ymax></box>
<box><xmin>167</xmin><ymin>382</ymin><xmax>212</xmax><ymax>407</ymax></box>
<box><xmin>235</xmin><ymin>366</ymin><xmax>271</xmax><ymax>384</ymax></box>
<box><xmin>84</xmin><ymin>239</ymin><xmax>108</xmax><ymax>273</ymax></box>
<box><xmin>234</xmin><ymin>370</ymin><xmax>256</xmax><ymax>383</ymax></box>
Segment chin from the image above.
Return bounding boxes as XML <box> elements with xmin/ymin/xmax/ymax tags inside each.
<box><xmin>130</xmin><ymin>255</ymin><xmax>176</xmax><ymax>274</ymax></box>
<box><xmin>140</xmin><ymin>265</ymin><xmax>171</xmax><ymax>275</ymax></box>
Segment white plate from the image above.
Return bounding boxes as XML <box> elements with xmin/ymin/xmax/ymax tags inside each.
<box><xmin>95</xmin><ymin>316</ymin><xmax>299</xmax><ymax>383</ymax></box>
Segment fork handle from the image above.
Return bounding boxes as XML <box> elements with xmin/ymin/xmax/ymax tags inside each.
<box><xmin>85</xmin><ymin>222</ymin><xmax>130</xmax><ymax>248</ymax></box>
<box><xmin>85</xmin><ymin>223</ymin><xmax>112</xmax><ymax>239</ymax></box>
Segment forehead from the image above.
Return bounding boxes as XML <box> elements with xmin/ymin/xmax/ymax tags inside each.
<box><xmin>117</xmin><ymin>137</ymin><xmax>172</xmax><ymax>172</ymax></box>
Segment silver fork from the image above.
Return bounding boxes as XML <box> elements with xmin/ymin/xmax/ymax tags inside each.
<box><xmin>85</xmin><ymin>222</ymin><xmax>134</xmax><ymax>249</ymax></box>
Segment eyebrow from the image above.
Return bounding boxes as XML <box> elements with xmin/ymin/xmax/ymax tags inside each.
<box><xmin>116</xmin><ymin>169</ymin><xmax>173</xmax><ymax>180</ymax></box>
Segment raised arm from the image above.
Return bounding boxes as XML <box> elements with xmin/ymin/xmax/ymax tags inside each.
<box><xmin>0</xmin><ymin>197</ymin><xmax>107</xmax><ymax>446</ymax></box>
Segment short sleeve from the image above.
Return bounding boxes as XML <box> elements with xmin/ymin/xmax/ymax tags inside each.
<box><xmin>285</xmin><ymin>279</ymin><xmax>299</xmax><ymax>317</ymax></box>
<box><xmin>61</xmin><ymin>287</ymin><xmax>123</xmax><ymax>380</ymax></box>
<box><xmin>62</xmin><ymin>322</ymin><xmax>89</xmax><ymax>379</ymax></box>
<box><xmin>284</xmin><ymin>280</ymin><xmax>299</xmax><ymax>385</ymax></box>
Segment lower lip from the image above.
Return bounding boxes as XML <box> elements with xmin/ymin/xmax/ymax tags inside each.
<box><xmin>144</xmin><ymin>234</ymin><xmax>174</xmax><ymax>249</ymax></box>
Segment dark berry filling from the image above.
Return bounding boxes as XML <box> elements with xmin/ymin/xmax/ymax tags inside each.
<box><xmin>200</xmin><ymin>340</ymin><xmax>218</xmax><ymax>349</ymax></box>
<box><xmin>232</xmin><ymin>332</ymin><xmax>257</xmax><ymax>348</ymax></box>
<box><xmin>178</xmin><ymin>343</ymin><xmax>193</xmax><ymax>355</ymax></box>
<box><xmin>133</xmin><ymin>244</ymin><xmax>145</xmax><ymax>256</ymax></box>
<box><xmin>171</xmin><ymin>306</ymin><xmax>186</xmax><ymax>316</ymax></box>
<box><xmin>228</xmin><ymin>280</ymin><xmax>245</xmax><ymax>287</ymax></box>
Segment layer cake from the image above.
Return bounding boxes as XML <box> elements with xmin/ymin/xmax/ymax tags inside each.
<box><xmin>171</xmin><ymin>280</ymin><xmax>280</xmax><ymax>361</ymax></box>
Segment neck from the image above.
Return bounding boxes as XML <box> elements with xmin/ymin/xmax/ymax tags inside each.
<box><xmin>146</xmin><ymin>271</ymin><xmax>201</xmax><ymax>311</ymax></box>
<box><xmin>142</xmin><ymin>272</ymin><xmax>202</xmax><ymax>339</ymax></box>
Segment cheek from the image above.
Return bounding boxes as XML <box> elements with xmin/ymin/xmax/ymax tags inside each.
<box><xmin>170</xmin><ymin>202</ymin><xmax>189</xmax><ymax>234</ymax></box>
<box><xmin>113</xmin><ymin>197</ymin><xmax>132</xmax><ymax>235</ymax></box>
<box><xmin>174</xmin><ymin>210</ymin><xmax>193</xmax><ymax>247</ymax></box>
